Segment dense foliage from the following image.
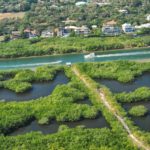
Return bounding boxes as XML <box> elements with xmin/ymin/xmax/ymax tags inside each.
<box><xmin>0</xmin><ymin>65</ymin><xmax>61</xmax><ymax>92</ymax></box>
<box><xmin>0</xmin><ymin>36</ymin><xmax>150</xmax><ymax>58</ymax></box>
<box><xmin>0</xmin><ymin>83</ymin><xmax>99</xmax><ymax>134</ymax></box>
<box><xmin>0</xmin><ymin>0</ymin><xmax>149</xmax><ymax>35</ymax></box>
<box><xmin>77</xmin><ymin>60</ymin><xmax>150</xmax><ymax>83</ymax></box>
<box><xmin>129</xmin><ymin>105</ymin><xmax>148</xmax><ymax>117</ymax></box>
<box><xmin>115</xmin><ymin>87</ymin><xmax>150</xmax><ymax>103</ymax></box>
<box><xmin>1</xmin><ymin>61</ymin><xmax>150</xmax><ymax>149</ymax></box>
<box><xmin>0</xmin><ymin>128</ymin><xmax>136</xmax><ymax>150</ymax></box>
<box><xmin>0</xmin><ymin>0</ymin><xmax>37</xmax><ymax>12</ymax></box>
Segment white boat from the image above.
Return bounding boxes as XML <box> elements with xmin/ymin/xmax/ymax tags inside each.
<box><xmin>84</xmin><ymin>53</ymin><xmax>95</xmax><ymax>59</ymax></box>
<box><xmin>66</xmin><ymin>62</ymin><xmax>72</xmax><ymax>66</ymax></box>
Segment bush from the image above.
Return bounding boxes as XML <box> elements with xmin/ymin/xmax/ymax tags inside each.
<box><xmin>129</xmin><ymin>105</ymin><xmax>148</xmax><ymax>117</ymax></box>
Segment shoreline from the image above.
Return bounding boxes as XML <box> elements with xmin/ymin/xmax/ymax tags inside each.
<box><xmin>0</xmin><ymin>46</ymin><xmax>149</xmax><ymax>61</ymax></box>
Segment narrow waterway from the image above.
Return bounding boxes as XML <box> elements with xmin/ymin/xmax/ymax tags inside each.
<box><xmin>9</xmin><ymin>114</ymin><xmax>109</xmax><ymax>136</ymax></box>
<box><xmin>0</xmin><ymin>48</ymin><xmax>150</xmax><ymax>69</ymax></box>
<box><xmin>123</xmin><ymin>101</ymin><xmax>150</xmax><ymax>132</ymax></box>
<box><xmin>96</xmin><ymin>73</ymin><xmax>150</xmax><ymax>93</ymax></box>
<box><xmin>0</xmin><ymin>73</ymin><xmax>69</xmax><ymax>101</ymax></box>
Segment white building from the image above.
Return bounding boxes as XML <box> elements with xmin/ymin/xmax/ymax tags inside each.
<box><xmin>65</xmin><ymin>25</ymin><xmax>90</xmax><ymax>36</ymax></box>
<box><xmin>75</xmin><ymin>1</ymin><xmax>87</xmax><ymax>6</ymax></box>
<box><xmin>122</xmin><ymin>23</ymin><xmax>135</xmax><ymax>33</ymax></box>
<box><xmin>41</xmin><ymin>30</ymin><xmax>54</xmax><ymax>38</ymax></box>
<box><xmin>135</xmin><ymin>23</ymin><xmax>150</xmax><ymax>29</ymax></box>
<box><xmin>118</xmin><ymin>9</ymin><xmax>128</xmax><ymax>14</ymax></box>
<box><xmin>146</xmin><ymin>15</ymin><xmax>150</xmax><ymax>21</ymax></box>
<box><xmin>102</xmin><ymin>20</ymin><xmax>121</xmax><ymax>36</ymax></box>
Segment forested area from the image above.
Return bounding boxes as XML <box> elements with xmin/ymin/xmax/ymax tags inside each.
<box><xmin>0</xmin><ymin>36</ymin><xmax>149</xmax><ymax>58</ymax></box>
<box><xmin>0</xmin><ymin>65</ymin><xmax>62</xmax><ymax>92</ymax></box>
<box><xmin>77</xmin><ymin>61</ymin><xmax>150</xmax><ymax>147</ymax></box>
<box><xmin>77</xmin><ymin>60</ymin><xmax>150</xmax><ymax>83</ymax></box>
<box><xmin>1</xmin><ymin>61</ymin><xmax>150</xmax><ymax>149</ymax></box>
<box><xmin>115</xmin><ymin>87</ymin><xmax>150</xmax><ymax>103</ymax></box>
<box><xmin>0</xmin><ymin>0</ymin><xmax>149</xmax><ymax>36</ymax></box>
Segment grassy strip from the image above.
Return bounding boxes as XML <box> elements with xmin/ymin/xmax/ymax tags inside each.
<box><xmin>115</xmin><ymin>87</ymin><xmax>150</xmax><ymax>103</ymax></box>
<box><xmin>0</xmin><ymin>36</ymin><xmax>149</xmax><ymax>58</ymax></box>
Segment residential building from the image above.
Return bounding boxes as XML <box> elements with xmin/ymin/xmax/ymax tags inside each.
<box><xmin>41</xmin><ymin>30</ymin><xmax>54</xmax><ymax>38</ymax></box>
<box><xmin>102</xmin><ymin>20</ymin><xmax>121</xmax><ymax>36</ymax></box>
<box><xmin>118</xmin><ymin>9</ymin><xmax>128</xmax><ymax>14</ymax></box>
<box><xmin>146</xmin><ymin>15</ymin><xmax>150</xmax><ymax>21</ymax></box>
<box><xmin>122</xmin><ymin>23</ymin><xmax>135</xmax><ymax>33</ymax></box>
<box><xmin>75</xmin><ymin>26</ymin><xmax>90</xmax><ymax>36</ymax></box>
<box><xmin>75</xmin><ymin>1</ymin><xmax>87</xmax><ymax>6</ymax></box>
<box><xmin>55</xmin><ymin>28</ymin><xmax>70</xmax><ymax>37</ymax></box>
<box><xmin>24</xmin><ymin>29</ymin><xmax>38</xmax><ymax>39</ymax></box>
<box><xmin>135</xmin><ymin>23</ymin><xmax>150</xmax><ymax>29</ymax></box>
<box><xmin>11</xmin><ymin>31</ymin><xmax>21</xmax><ymax>40</ymax></box>
<box><xmin>65</xmin><ymin>25</ymin><xmax>90</xmax><ymax>36</ymax></box>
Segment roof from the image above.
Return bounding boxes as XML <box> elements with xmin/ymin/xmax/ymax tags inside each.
<box><xmin>105</xmin><ymin>20</ymin><xmax>117</xmax><ymax>25</ymax></box>
<box><xmin>75</xmin><ymin>1</ymin><xmax>87</xmax><ymax>6</ymax></box>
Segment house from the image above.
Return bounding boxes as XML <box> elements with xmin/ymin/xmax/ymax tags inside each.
<box><xmin>75</xmin><ymin>26</ymin><xmax>90</xmax><ymax>36</ymax></box>
<box><xmin>41</xmin><ymin>29</ymin><xmax>54</xmax><ymax>38</ymax></box>
<box><xmin>75</xmin><ymin>1</ymin><xmax>87</xmax><ymax>6</ymax></box>
<box><xmin>146</xmin><ymin>15</ymin><xmax>150</xmax><ymax>21</ymax></box>
<box><xmin>24</xmin><ymin>29</ymin><xmax>38</xmax><ymax>39</ymax></box>
<box><xmin>102</xmin><ymin>20</ymin><xmax>121</xmax><ymax>36</ymax></box>
<box><xmin>122</xmin><ymin>23</ymin><xmax>135</xmax><ymax>34</ymax></box>
<box><xmin>65</xmin><ymin>25</ymin><xmax>90</xmax><ymax>36</ymax></box>
<box><xmin>11</xmin><ymin>31</ymin><xmax>21</xmax><ymax>40</ymax></box>
<box><xmin>55</xmin><ymin>28</ymin><xmax>70</xmax><ymax>37</ymax></box>
<box><xmin>135</xmin><ymin>23</ymin><xmax>150</xmax><ymax>29</ymax></box>
<box><xmin>118</xmin><ymin>9</ymin><xmax>128</xmax><ymax>14</ymax></box>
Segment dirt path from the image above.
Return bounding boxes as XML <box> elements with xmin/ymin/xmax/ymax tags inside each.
<box><xmin>72</xmin><ymin>65</ymin><xmax>150</xmax><ymax>150</ymax></box>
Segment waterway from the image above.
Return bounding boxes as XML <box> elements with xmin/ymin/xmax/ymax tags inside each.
<box><xmin>96</xmin><ymin>73</ymin><xmax>150</xmax><ymax>93</ymax></box>
<box><xmin>9</xmin><ymin>114</ymin><xmax>108</xmax><ymax>136</ymax></box>
<box><xmin>0</xmin><ymin>73</ymin><xmax>69</xmax><ymax>101</ymax></box>
<box><xmin>0</xmin><ymin>48</ymin><xmax>150</xmax><ymax>69</ymax></box>
<box><xmin>123</xmin><ymin>101</ymin><xmax>150</xmax><ymax>132</ymax></box>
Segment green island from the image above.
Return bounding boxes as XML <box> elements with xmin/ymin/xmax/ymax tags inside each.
<box><xmin>0</xmin><ymin>61</ymin><xmax>150</xmax><ymax>149</ymax></box>
<box><xmin>128</xmin><ymin>105</ymin><xmax>148</xmax><ymax>117</ymax></box>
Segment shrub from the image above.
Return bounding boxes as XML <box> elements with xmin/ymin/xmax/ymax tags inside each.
<box><xmin>128</xmin><ymin>105</ymin><xmax>148</xmax><ymax>117</ymax></box>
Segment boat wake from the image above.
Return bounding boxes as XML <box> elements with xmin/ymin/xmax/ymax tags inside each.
<box><xmin>96</xmin><ymin>51</ymin><xmax>150</xmax><ymax>58</ymax></box>
<box><xmin>1</xmin><ymin>60</ymin><xmax>62</xmax><ymax>68</ymax></box>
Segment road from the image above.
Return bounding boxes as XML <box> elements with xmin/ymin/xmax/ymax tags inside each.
<box><xmin>72</xmin><ymin>65</ymin><xmax>150</xmax><ymax>150</ymax></box>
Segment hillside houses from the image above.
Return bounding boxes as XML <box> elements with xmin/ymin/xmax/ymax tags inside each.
<box><xmin>24</xmin><ymin>29</ymin><xmax>38</xmax><ymax>39</ymax></box>
<box><xmin>102</xmin><ymin>20</ymin><xmax>121</xmax><ymax>36</ymax></box>
<box><xmin>122</xmin><ymin>23</ymin><xmax>135</xmax><ymax>34</ymax></box>
<box><xmin>146</xmin><ymin>15</ymin><xmax>150</xmax><ymax>21</ymax></box>
<box><xmin>41</xmin><ymin>30</ymin><xmax>54</xmax><ymax>38</ymax></box>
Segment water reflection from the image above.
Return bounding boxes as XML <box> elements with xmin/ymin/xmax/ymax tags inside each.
<box><xmin>0</xmin><ymin>73</ymin><xmax>69</xmax><ymax>102</ymax></box>
<box><xmin>123</xmin><ymin>101</ymin><xmax>150</xmax><ymax>132</ymax></box>
<box><xmin>96</xmin><ymin>73</ymin><xmax>150</xmax><ymax>93</ymax></box>
<box><xmin>9</xmin><ymin>114</ymin><xmax>109</xmax><ymax>136</ymax></box>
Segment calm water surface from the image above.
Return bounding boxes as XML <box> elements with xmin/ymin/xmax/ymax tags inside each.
<box><xmin>0</xmin><ymin>48</ymin><xmax>150</xmax><ymax>70</ymax></box>
<box><xmin>0</xmin><ymin>73</ymin><xmax>69</xmax><ymax>102</ymax></box>
<box><xmin>9</xmin><ymin>114</ymin><xmax>109</xmax><ymax>136</ymax></box>
<box><xmin>96</xmin><ymin>73</ymin><xmax>150</xmax><ymax>93</ymax></box>
<box><xmin>123</xmin><ymin>101</ymin><xmax>150</xmax><ymax>132</ymax></box>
